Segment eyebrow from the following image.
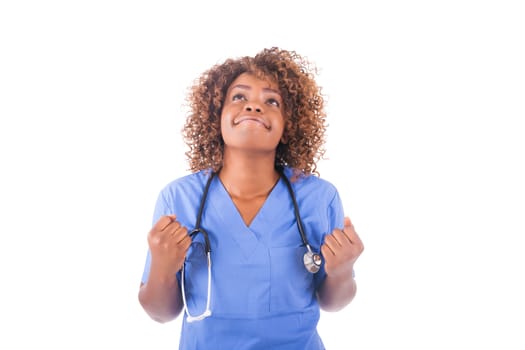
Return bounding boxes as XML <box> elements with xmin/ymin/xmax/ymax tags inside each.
<box><xmin>230</xmin><ymin>84</ymin><xmax>280</xmax><ymax>95</ymax></box>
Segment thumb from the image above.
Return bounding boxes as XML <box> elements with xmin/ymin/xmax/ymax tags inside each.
<box><xmin>344</xmin><ymin>216</ymin><xmax>353</xmax><ymax>228</ymax></box>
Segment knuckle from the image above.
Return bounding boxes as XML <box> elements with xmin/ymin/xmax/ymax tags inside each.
<box><xmin>148</xmin><ymin>231</ymin><xmax>161</xmax><ymax>244</ymax></box>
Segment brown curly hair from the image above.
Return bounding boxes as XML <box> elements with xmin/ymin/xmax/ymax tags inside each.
<box><xmin>182</xmin><ymin>47</ymin><xmax>327</xmax><ymax>176</ymax></box>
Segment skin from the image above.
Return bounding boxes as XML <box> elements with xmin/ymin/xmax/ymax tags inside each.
<box><xmin>138</xmin><ymin>73</ymin><xmax>364</xmax><ymax>323</ymax></box>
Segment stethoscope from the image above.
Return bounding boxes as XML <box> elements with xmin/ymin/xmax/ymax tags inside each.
<box><xmin>181</xmin><ymin>167</ymin><xmax>322</xmax><ymax>322</ymax></box>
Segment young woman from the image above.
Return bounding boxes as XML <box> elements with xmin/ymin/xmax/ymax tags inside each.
<box><xmin>138</xmin><ymin>47</ymin><xmax>364</xmax><ymax>349</ymax></box>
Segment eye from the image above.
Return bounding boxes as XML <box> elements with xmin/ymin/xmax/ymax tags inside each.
<box><xmin>232</xmin><ymin>93</ymin><xmax>246</xmax><ymax>101</ymax></box>
<box><xmin>266</xmin><ymin>98</ymin><xmax>280</xmax><ymax>107</ymax></box>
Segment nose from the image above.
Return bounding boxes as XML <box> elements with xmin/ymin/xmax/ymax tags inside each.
<box><xmin>244</xmin><ymin>103</ymin><xmax>262</xmax><ymax>113</ymax></box>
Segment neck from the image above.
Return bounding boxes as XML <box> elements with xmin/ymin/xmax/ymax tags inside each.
<box><xmin>219</xmin><ymin>151</ymin><xmax>280</xmax><ymax>199</ymax></box>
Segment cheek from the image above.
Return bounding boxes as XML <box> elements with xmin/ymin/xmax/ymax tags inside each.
<box><xmin>220</xmin><ymin>104</ymin><xmax>236</xmax><ymax>123</ymax></box>
<box><xmin>219</xmin><ymin>110</ymin><xmax>230</xmax><ymax>131</ymax></box>
<box><xmin>219</xmin><ymin>112</ymin><xmax>234</xmax><ymax>141</ymax></box>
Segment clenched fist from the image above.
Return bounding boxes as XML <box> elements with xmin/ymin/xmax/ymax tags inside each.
<box><xmin>148</xmin><ymin>215</ymin><xmax>192</xmax><ymax>276</ymax></box>
<box><xmin>321</xmin><ymin>216</ymin><xmax>364</xmax><ymax>277</ymax></box>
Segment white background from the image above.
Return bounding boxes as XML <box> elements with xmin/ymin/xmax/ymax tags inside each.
<box><xmin>1</xmin><ymin>1</ymin><xmax>524</xmax><ymax>349</ymax></box>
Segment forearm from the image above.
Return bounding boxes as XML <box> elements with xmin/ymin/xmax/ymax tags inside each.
<box><xmin>138</xmin><ymin>267</ymin><xmax>183</xmax><ymax>323</ymax></box>
<box><xmin>317</xmin><ymin>268</ymin><xmax>357</xmax><ymax>312</ymax></box>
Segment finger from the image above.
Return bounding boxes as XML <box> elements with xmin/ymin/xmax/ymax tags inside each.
<box><xmin>342</xmin><ymin>216</ymin><xmax>358</xmax><ymax>243</ymax></box>
<box><xmin>335</xmin><ymin>228</ymin><xmax>354</xmax><ymax>245</ymax></box>
<box><xmin>181</xmin><ymin>233</ymin><xmax>192</xmax><ymax>248</ymax></box>
<box><xmin>152</xmin><ymin>215</ymin><xmax>177</xmax><ymax>232</ymax></box>
<box><xmin>344</xmin><ymin>216</ymin><xmax>356</xmax><ymax>233</ymax></box>
<box><xmin>325</xmin><ymin>232</ymin><xmax>344</xmax><ymax>247</ymax></box>
<box><xmin>173</xmin><ymin>226</ymin><xmax>190</xmax><ymax>244</ymax></box>
<box><xmin>165</xmin><ymin>220</ymin><xmax>182</xmax><ymax>236</ymax></box>
<box><xmin>172</xmin><ymin>233</ymin><xmax>191</xmax><ymax>249</ymax></box>
<box><xmin>344</xmin><ymin>216</ymin><xmax>352</xmax><ymax>228</ymax></box>
<box><xmin>323</xmin><ymin>235</ymin><xmax>342</xmax><ymax>254</ymax></box>
<box><xmin>350</xmin><ymin>231</ymin><xmax>364</xmax><ymax>249</ymax></box>
<box><xmin>321</xmin><ymin>243</ymin><xmax>335</xmax><ymax>257</ymax></box>
<box><xmin>343</xmin><ymin>226</ymin><xmax>362</xmax><ymax>245</ymax></box>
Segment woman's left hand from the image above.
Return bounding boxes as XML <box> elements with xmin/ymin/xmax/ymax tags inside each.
<box><xmin>321</xmin><ymin>216</ymin><xmax>364</xmax><ymax>277</ymax></box>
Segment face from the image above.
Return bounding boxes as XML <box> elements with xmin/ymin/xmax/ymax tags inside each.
<box><xmin>221</xmin><ymin>73</ymin><xmax>286</xmax><ymax>153</ymax></box>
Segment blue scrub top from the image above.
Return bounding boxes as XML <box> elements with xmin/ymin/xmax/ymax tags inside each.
<box><xmin>141</xmin><ymin>167</ymin><xmax>345</xmax><ymax>349</ymax></box>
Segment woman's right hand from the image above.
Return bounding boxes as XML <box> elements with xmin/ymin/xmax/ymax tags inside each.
<box><xmin>147</xmin><ymin>215</ymin><xmax>192</xmax><ymax>276</ymax></box>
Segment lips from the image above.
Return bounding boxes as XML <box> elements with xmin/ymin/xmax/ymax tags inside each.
<box><xmin>233</xmin><ymin>115</ymin><xmax>270</xmax><ymax>129</ymax></box>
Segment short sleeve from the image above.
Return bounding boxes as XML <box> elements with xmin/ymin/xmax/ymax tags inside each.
<box><xmin>324</xmin><ymin>189</ymin><xmax>356</xmax><ymax>279</ymax></box>
<box><xmin>314</xmin><ymin>187</ymin><xmax>346</xmax><ymax>288</ymax></box>
<box><xmin>140</xmin><ymin>189</ymin><xmax>173</xmax><ymax>284</ymax></box>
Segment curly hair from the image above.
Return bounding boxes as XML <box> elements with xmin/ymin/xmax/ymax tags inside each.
<box><xmin>182</xmin><ymin>47</ymin><xmax>327</xmax><ymax>176</ymax></box>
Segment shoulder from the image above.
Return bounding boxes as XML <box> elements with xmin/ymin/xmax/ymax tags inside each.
<box><xmin>284</xmin><ymin>167</ymin><xmax>339</xmax><ymax>200</ymax></box>
<box><xmin>159</xmin><ymin>169</ymin><xmax>212</xmax><ymax>198</ymax></box>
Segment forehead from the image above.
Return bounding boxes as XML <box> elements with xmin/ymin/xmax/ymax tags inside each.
<box><xmin>228</xmin><ymin>72</ymin><xmax>279</xmax><ymax>92</ymax></box>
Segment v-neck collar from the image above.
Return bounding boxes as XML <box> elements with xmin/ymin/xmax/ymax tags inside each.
<box><xmin>207</xmin><ymin>175</ymin><xmax>289</xmax><ymax>259</ymax></box>
<box><xmin>217</xmin><ymin>173</ymin><xmax>282</xmax><ymax>227</ymax></box>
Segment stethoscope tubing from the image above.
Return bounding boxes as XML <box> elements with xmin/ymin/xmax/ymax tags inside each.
<box><xmin>279</xmin><ymin>169</ymin><xmax>316</xmax><ymax>255</ymax></box>
<box><xmin>181</xmin><ymin>167</ymin><xmax>322</xmax><ymax>322</ymax></box>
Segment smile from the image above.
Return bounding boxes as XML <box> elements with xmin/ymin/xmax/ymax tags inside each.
<box><xmin>233</xmin><ymin>116</ymin><xmax>271</xmax><ymax>129</ymax></box>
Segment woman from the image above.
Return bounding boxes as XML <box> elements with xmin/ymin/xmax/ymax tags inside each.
<box><xmin>138</xmin><ymin>47</ymin><xmax>364</xmax><ymax>349</ymax></box>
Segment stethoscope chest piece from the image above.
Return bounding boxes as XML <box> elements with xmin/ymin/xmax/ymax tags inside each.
<box><xmin>303</xmin><ymin>249</ymin><xmax>322</xmax><ymax>273</ymax></box>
